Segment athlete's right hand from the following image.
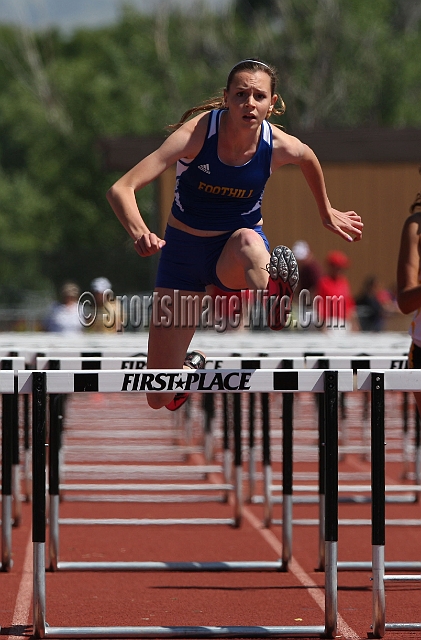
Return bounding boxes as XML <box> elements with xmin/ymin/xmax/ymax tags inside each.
<box><xmin>134</xmin><ymin>233</ymin><xmax>166</xmax><ymax>257</ymax></box>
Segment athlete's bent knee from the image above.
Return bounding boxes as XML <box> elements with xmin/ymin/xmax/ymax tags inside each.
<box><xmin>237</xmin><ymin>228</ymin><xmax>262</xmax><ymax>247</ymax></box>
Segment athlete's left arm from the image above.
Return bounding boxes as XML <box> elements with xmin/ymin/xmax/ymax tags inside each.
<box><xmin>271</xmin><ymin>128</ymin><xmax>363</xmax><ymax>243</ymax></box>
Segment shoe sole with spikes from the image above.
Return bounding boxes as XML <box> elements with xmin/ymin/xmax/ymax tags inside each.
<box><xmin>266</xmin><ymin>245</ymin><xmax>299</xmax><ymax>331</ymax></box>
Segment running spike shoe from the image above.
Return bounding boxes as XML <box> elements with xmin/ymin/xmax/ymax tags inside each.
<box><xmin>165</xmin><ymin>351</ymin><xmax>206</xmax><ymax>411</ymax></box>
<box><xmin>266</xmin><ymin>245</ymin><xmax>299</xmax><ymax>331</ymax></box>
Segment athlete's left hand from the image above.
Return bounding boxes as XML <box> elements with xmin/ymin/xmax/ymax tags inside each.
<box><xmin>322</xmin><ymin>208</ymin><xmax>363</xmax><ymax>242</ymax></box>
<box><xmin>134</xmin><ymin>233</ymin><xmax>166</xmax><ymax>257</ymax></box>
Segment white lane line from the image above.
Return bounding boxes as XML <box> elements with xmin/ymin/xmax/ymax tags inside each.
<box><xmin>242</xmin><ymin>506</ymin><xmax>361</xmax><ymax>640</ymax></box>
<box><xmin>7</xmin><ymin>531</ymin><xmax>32</xmax><ymax>639</ymax></box>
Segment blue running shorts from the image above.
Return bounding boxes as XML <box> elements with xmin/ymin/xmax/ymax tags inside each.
<box><xmin>155</xmin><ymin>224</ymin><xmax>270</xmax><ymax>292</ymax></box>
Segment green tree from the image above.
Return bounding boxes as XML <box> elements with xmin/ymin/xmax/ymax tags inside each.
<box><xmin>0</xmin><ymin>1</ymin><xmax>420</xmax><ymax>302</ymax></box>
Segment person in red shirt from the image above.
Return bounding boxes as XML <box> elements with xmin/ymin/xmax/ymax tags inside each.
<box><xmin>315</xmin><ymin>250</ymin><xmax>359</xmax><ymax>330</ymax></box>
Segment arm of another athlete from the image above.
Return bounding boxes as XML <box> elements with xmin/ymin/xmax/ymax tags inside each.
<box><xmin>271</xmin><ymin>128</ymin><xmax>363</xmax><ymax>243</ymax></box>
<box><xmin>397</xmin><ymin>213</ymin><xmax>421</xmax><ymax>314</ymax></box>
<box><xmin>106</xmin><ymin>113</ymin><xmax>208</xmax><ymax>257</ymax></box>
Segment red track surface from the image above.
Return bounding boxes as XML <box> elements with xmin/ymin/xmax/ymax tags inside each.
<box><xmin>1</xmin><ymin>390</ymin><xmax>420</xmax><ymax>640</ymax></box>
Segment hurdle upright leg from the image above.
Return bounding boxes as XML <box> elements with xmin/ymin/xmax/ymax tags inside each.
<box><xmin>247</xmin><ymin>393</ymin><xmax>256</xmax><ymax>502</ymax></box>
<box><xmin>371</xmin><ymin>371</ymin><xmax>386</xmax><ymax>638</ymax></box>
<box><xmin>317</xmin><ymin>393</ymin><xmax>325</xmax><ymax>571</ymax></box>
<box><xmin>1</xmin><ymin>390</ymin><xmax>13</xmax><ymax>571</ymax></box>
<box><xmin>261</xmin><ymin>392</ymin><xmax>271</xmax><ymax>528</ymax></box>
<box><xmin>6</xmin><ymin>354</ymin><xmax>23</xmax><ymax>524</ymax></box>
<box><xmin>48</xmin><ymin>394</ymin><xmax>62</xmax><ymax>571</ymax></box>
<box><xmin>222</xmin><ymin>394</ymin><xmax>232</xmax><ymax>502</ymax></box>
<box><xmin>233</xmin><ymin>393</ymin><xmax>242</xmax><ymax>527</ymax></box>
<box><xmin>280</xmin><ymin>359</ymin><xmax>294</xmax><ymax>569</ymax></box>
<box><xmin>370</xmin><ymin>371</ymin><xmax>421</xmax><ymax>637</ymax></box>
<box><xmin>324</xmin><ymin>371</ymin><xmax>339</xmax><ymax>638</ymax></box>
<box><xmin>282</xmin><ymin>391</ymin><xmax>293</xmax><ymax>570</ymax></box>
<box><xmin>415</xmin><ymin>406</ymin><xmax>421</xmax><ymax>488</ymax></box>
<box><xmin>203</xmin><ymin>393</ymin><xmax>215</xmax><ymax>463</ymax></box>
<box><xmin>401</xmin><ymin>392</ymin><xmax>410</xmax><ymax>480</ymax></box>
<box><xmin>11</xmin><ymin>377</ymin><xmax>22</xmax><ymax>527</ymax></box>
<box><xmin>32</xmin><ymin>371</ymin><xmax>47</xmax><ymax>639</ymax></box>
<box><xmin>23</xmin><ymin>394</ymin><xmax>32</xmax><ymax>501</ymax></box>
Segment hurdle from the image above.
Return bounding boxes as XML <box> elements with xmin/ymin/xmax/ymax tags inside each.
<box><xmin>181</xmin><ymin>355</ymin><xmax>354</xmax><ymax>574</ymax></box>
<box><xmin>356</xmin><ymin>369</ymin><xmax>421</xmax><ymax>637</ymax></box>
<box><xmin>258</xmin><ymin>363</ymin><xmax>341</xmax><ymax>572</ymax></box>
<box><xmin>37</xmin><ymin>361</ymin><xmax>332</xmax><ymax>574</ymax></box>
<box><xmin>312</xmin><ymin>364</ymin><xmax>421</xmax><ymax>577</ymax></box>
<box><xmin>26</xmin><ymin>365</ymin><xmax>253</xmax><ymax>571</ymax></box>
<box><xmin>0</xmin><ymin>369</ymin><xmax>18</xmax><ymax>571</ymax></box>
<box><xmin>27</xmin><ymin>367</ymin><xmax>345</xmax><ymax>638</ymax></box>
<box><xmin>205</xmin><ymin>353</ymin><xmax>415</xmax><ymax>514</ymax></box>
<box><xmin>307</xmin><ymin>355</ymin><xmax>419</xmax><ymax>472</ymax></box>
<box><xmin>307</xmin><ymin>355</ymin><xmax>420</xmax><ymax>484</ymax></box>
<box><xmin>221</xmin><ymin>356</ymin><xmax>414</xmax><ymax>572</ymax></box>
<box><xmin>36</xmin><ymin>356</ymin><xmax>235</xmax><ymax>518</ymax></box>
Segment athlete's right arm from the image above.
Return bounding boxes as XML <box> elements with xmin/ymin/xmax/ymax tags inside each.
<box><xmin>106</xmin><ymin>113</ymin><xmax>208</xmax><ymax>257</ymax></box>
<box><xmin>397</xmin><ymin>212</ymin><xmax>421</xmax><ymax>314</ymax></box>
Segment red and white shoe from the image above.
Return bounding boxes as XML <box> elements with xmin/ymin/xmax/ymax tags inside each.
<box><xmin>266</xmin><ymin>245</ymin><xmax>299</xmax><ymax>331</ymax></box>
<box><xmin>165</xmin><ymin>351</ymin><xmax>206</xmax><ymax>411</ymax></box>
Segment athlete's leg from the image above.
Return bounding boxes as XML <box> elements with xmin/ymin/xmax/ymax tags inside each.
<box><xmin>409</xmin><ymin>342</ymin><xmax>421</xmax><ymax>441</ymax></box>
<box><xmin>215</xmin><ymin>228</ymin><xmax>299</xmax><ymax>330</ymax></box>
<box><xmin>147</xmin><ymin>287</ymin><xmax>204</xmax><ymax>409</ymax></box>
<box><xmin>215</xmin><ymin>228</ymin><xmax>270</xmax><ymax>290</ymax></box>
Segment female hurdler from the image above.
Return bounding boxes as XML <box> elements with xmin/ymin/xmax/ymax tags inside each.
<box><xmin>107</xmin><ymin>58</ymin><xmax>363</xmax><ymax>411</ymax></box>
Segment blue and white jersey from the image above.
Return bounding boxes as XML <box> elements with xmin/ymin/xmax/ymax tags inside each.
<box><xmin>171</xmin><ymin>109</ymin><xmax>273</xmax><ymax>231</ymax></box>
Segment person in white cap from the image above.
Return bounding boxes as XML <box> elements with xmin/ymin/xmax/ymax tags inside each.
<box><xmin>291</xmin><ymin>240</ymin><xmax>322</xmax><ymax>298</ymax></box>
<box><xmin>91</xmin><ymin>277</ymin><xmax>112</xmax><ymax>294</ymax></box>
<box><xmin>87</xmin><ymin>277</ymin><xmax>122</xmax><ymax>332</ymax></box>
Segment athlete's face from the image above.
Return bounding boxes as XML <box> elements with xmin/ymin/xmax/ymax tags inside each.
<box><xmin>224</xmin><ymin>71</ymin><xmax>277</xmax><ymax>126</ymax></box>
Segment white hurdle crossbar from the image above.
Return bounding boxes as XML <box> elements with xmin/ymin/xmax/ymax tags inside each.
<box><xmin>25</xmin><ymin>368</ymin><xmax>350</xmax><ymax>639</ymax></box>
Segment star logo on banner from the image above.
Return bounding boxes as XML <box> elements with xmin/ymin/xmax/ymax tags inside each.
<box><xmin>174</xmin><ymin>377</ymin><xmax>185</xmax><ymax>390</ymax></box>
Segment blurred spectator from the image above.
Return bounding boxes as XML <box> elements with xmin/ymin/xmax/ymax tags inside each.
<box><xmin>356</xmin><ymin>275</ymin><xmax>392</xmax><ymax>331</ymax></box>
<box><xmin>45</xmin><ymin>282</ymin><xmax>82</xmax><ymax>333</ymax></box>
<box><xmin>316</xmin><ymin>250</ymin><xmax>359</xmax><ymax>330</ymax></box>
<box><xmin>86</xmin><ymin>277</ymin><xmax>123</xmax><ymax>332</ymax></box>
<box><xmin>292</xmin><ymin>240</ymin><xmax>322</xmax><ymax>297</ymax></box>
